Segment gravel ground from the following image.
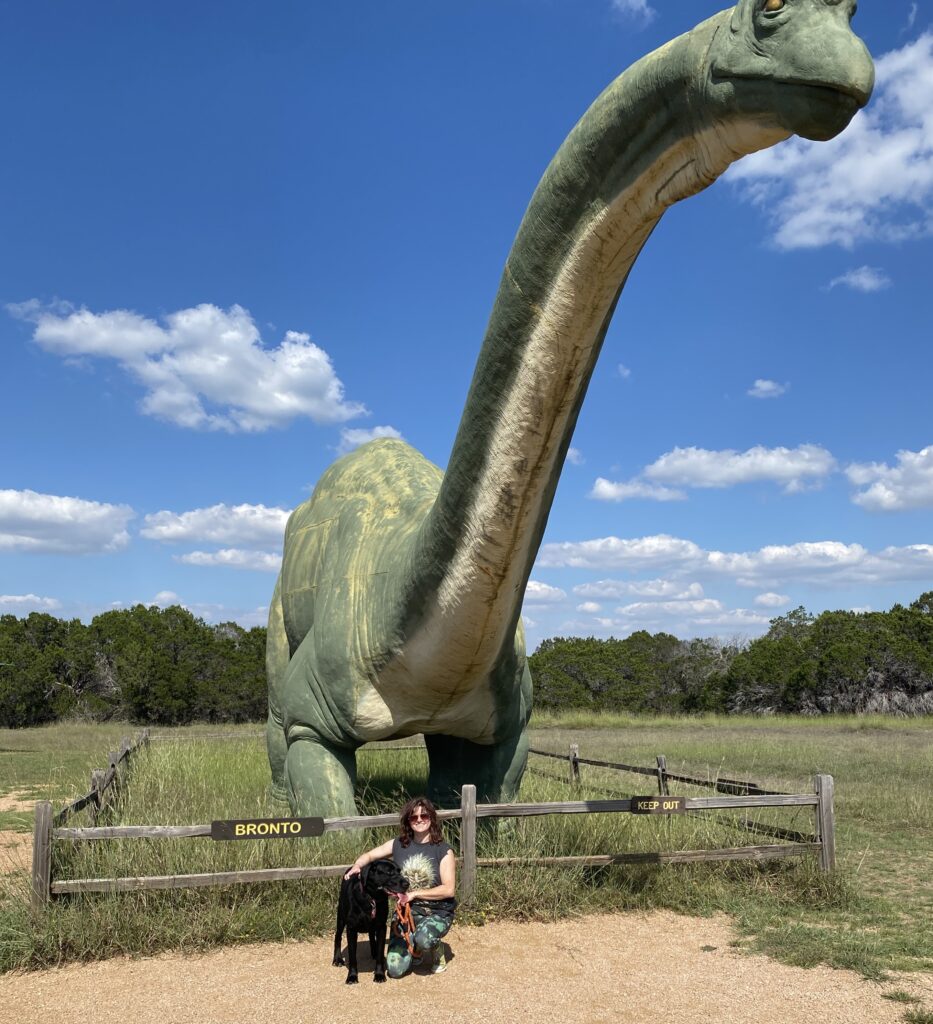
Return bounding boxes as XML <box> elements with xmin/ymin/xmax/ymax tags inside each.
<box><xmin>2</xmin><ymin>910</ymin><xmax>923</xmax><ymax>1024</ymax></box>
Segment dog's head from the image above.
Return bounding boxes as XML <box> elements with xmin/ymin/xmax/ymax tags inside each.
<box><xmin>363</xmin><ymin>859</ymin><xmax>409</xmax><ymax>897</ymax></box>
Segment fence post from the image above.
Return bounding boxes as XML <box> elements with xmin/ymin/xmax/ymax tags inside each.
<box><xmin>90</xmin><ymin>769</ymin><xmax>106</xmax><ymax>823</ymax></box>
<box><xmin>656</xmin><ymin>755</ymin><xmax>668</xmax><ymax>796</ymax></box>
<box><xmin>460</xmin><ymin>784</ymin><xmax>477</xmax><ymax>901</ymax></box>
<box><xmin>569</xmin><ymin>744</ymin><xmax>580</xmax><ymax>786</ymax></box>
<box><xmin>31</xmin><ymin>801</ymin><xmax>53</xmax><ymax>911</ymax></box>
<box><xmin>814</xmin><ymin>774</ymin><xmax>836</xmax><ymax>872</ymax></box>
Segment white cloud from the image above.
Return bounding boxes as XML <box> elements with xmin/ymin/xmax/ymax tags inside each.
<box><xmin>574</xmin><ymin>579</ymin><xmax>705</xmax><ymax>600</ymax></box>
<box><xmin>176</xmin><ymin>549</ymin><xmax>282</xmax><ymax>572</ymax></box>
<box><xmin>617</xmin><ymin>363</ymin><xmax>632</xmax><ymax>379</ymax></box>
<box><xmin>539</xmin><ymin>533</ymin><xmax>933</xmax><ymax>587</ymax></box>
<box><xmin>691</xmin><ymin>608</ymin><xmax>772</xmax><ymax>629</ymax></box>
<box><xmin>747</xmin><ymin>379</ymin><xmax>788</xmax><ymax>399</ymax></box>
<box><xmin>576</xmin><ymin>601</ymin><xmax>602</xmax><ymax>613</ymax></box>
<box><xmin>616</xmin><ymin>597</ymin><xmax>725</xmax><ymax>617</ymax></box>
<box><xmin>539</xmin><ymin>534</ymin><xmax>703</xmax><ymax>571</ymax></box>
<box><xmin>754</xmin><ymin>592</ymin><xmax>791</xmax><ymax>608</ymax></box>
<box><xmin>847</xmin><ymin>445</ymin><xmax>933</xmax><ymax>510</ymax></box>
<box><xmin>10</xmin><ymin>302</ymin><xmax>367</xmax><ymax>432</ymax></box>
<box><xmin>643</xmin><ymin>444</ymin><xmax>835</xmax><ymax>492</ymax></box>
<box><xmin>827</xmin><ymin>266</ymin><xmax>893</xmax><ymax>292</ymax></box>
<box><xmin>139</xmin><ymin>591</ymin><xmax>269</xmax><ymax>628</ymax></box>
<box><xmin>336</xmin><ymin>425</ymin><xmax>403</xmax><ymax>454</ymax></box>
<box><xmin>524</xmin><ymin>580</ymin><xmax>567</xmax><ymax>603</ymax></box>
<box><xmin>0</xmin><ymin>489</ymin><xmax>133</xmax><ymax>554</ymax></box>
<box><xmin>579</xmin><ymin>598</ymin><xmax>770</xmax><ymax>637</ymax></box>
<box><xmin>728</xmin><ymin>33</ymin><xmax>933</xmax><ymax>249</ymax></box>
<box><xmin>590</xmin><ymin>478</ymin><xmax>686</xmax><ymax>502</ymax></box>
<box><xmin>908</xmin><ymin>3</ymin><xmax>918</xmax><ymax>31</ymax></box>
<box><xmin>0</xmin><ymin>594</ymin><xmax>62</xmax><ymax>613</ymax></box>
<box><xmin>566</xmin><ymin>447</ymin><xmax>585</xmax><ymax>466</ymax></box>
<box><xmin>141</xmin><ymin>503</ymin><xmax>288</xmax><ymax>547</ymax></box>
<box><xmin>610</xmin><ymin>0</ymin><xmax>655</xmax><ymax>23</ymax></box>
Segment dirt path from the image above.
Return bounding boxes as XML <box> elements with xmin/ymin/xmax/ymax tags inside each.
<box><xmin>3</xmin><ymin>910</ymin><xmax>927</xmax><ymax>1024</ymax></box>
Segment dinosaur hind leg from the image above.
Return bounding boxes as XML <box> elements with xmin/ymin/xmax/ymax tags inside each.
<box><xmin>424</xmin><ymin>728</ymin><xmax>528</xmax><ymax>808</ymax></box>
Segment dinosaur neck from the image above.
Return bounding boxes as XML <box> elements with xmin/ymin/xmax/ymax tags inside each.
<box><xmin>403</xmin><ymin>13</ymin><xmax>788</xmax><ymax>680</ymax></box>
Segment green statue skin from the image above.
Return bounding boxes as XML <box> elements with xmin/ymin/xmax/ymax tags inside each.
<box><xmin>267</xmin><ymin>0</ymin><xmax>874</xmax><ymax>816</ymax></box>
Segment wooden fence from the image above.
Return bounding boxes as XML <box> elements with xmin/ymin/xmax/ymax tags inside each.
<box><xmin>31</xmin><ymin>729</ymin><xmax>150</xmax><ymax>909</ymax></box>
<box><xmin>527</xmin><ymin>743</ymin><xmax>833</xmax><ymax>856</ymax></box>
<box><xmin>33</xmin><ymin>761</ymin><xmax>835</xmax><ymax>909</ymax></box>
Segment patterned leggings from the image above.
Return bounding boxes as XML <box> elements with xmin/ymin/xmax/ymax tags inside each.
<box><xmin>386</xmin><ymin>904</ymin><xmax>454</xmax><ymax>978</ymax></box>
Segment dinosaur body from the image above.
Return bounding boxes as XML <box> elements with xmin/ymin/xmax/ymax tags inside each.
<box><xmin>268</xmin><ymin>0</ymin><xmax>874</xmax><ymax>816</ymax></box>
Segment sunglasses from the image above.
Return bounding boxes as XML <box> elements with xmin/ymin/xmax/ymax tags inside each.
<box><xmin>409</xmin><ymin>811</ymin><xmax>430</xmax><ymax>822</ymax></box>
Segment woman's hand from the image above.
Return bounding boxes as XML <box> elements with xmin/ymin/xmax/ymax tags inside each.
<box><xmin>343</xmin><ymin>864</ymin><xmax>362</xmax><ymax>881</ymax></box>
<box><xmin>396</xmin><ymin>891</ymin><xmax>415</xmax><ymax>906</ymax></box>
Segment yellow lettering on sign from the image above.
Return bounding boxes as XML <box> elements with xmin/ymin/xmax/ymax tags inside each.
<box><xmin>290</xmin><ymin>821</ymin><xmax>301</xmax><ymax>834</ymax></box>
<box><xmin>246</xmin><ymin>824</ymin><xmax>257</xmax><ymax>836</ymax></box>
<box><xmin>235</xmin><ymin>824</ymin><xmax>246</xmax><ymax>836</ymax></box>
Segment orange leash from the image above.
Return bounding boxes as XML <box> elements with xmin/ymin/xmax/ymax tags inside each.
<box><xmin>391</xmin><ymin>900</ymin><xmax>417</xmax><ymax>956</ymax></box>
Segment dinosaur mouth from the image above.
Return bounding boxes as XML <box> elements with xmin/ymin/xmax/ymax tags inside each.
<box><xmin>773</xmin><ymin>79</ymin><xmax>867</xmax><ymax>111</ymax></box>
<box><xmin>710</xmin><ymin>72</ymin><xmax>864</xmax><ymax>142</ymax></box>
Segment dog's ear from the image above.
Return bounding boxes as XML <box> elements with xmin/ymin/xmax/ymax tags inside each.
<box><xmin>359</xmin><ymin>863</ymin><xmax>371</xmax><ymax>889</ymax></box>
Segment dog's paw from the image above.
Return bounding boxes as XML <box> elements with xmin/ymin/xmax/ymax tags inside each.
<box><xmin>332</xmin><ymin>956</ymin><xmax>345</xmax><ymax>967</ymax></box>
<box><xmin>374</xmin><ymin>973</ymin><xmax>387</xmax><ymax>983</ymax></box>
<box><xmin>345</xmin><ymin>974</ymin><xmax>359</xmax><ymax>985</ymax></box>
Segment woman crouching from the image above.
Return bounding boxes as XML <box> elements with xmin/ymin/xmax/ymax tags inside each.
<box><xmin>344</xmin><ymin>795</ymin><xmax>456</xmax><ymax>976</ymax></box>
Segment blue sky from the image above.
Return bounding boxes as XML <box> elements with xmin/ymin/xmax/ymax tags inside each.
<box><xmin>1</xmin><ymin>0</ymin><xmax>931</xmax><ymax>650</ymax></box>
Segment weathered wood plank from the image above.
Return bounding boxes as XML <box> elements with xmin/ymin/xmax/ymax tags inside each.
<box><xmin>476</xmin><ymin>843</ymin><xmax>819</xmax><ymax>868</ymax></box>
<box><xmin>528</xmin><ymin>748</ymin><xmax>658</xmax><ymax>778</ymax></box>
<box><xmin>460</xmin><ymin>784</ymin><xmax>477</xmax><ymax>900</ymax></box>
<box><xmin>815</xmin><ymin>774</ymin><xmax>836</xmax><ymax>872</ymax></box>
<box><xmin>477</xmin><ymin>799</ymin><xmax>634</xmax><ymax>817</ymax></box>
<box><xmin>31</xmin><ymin>801</ymin><xmax>53</xmax><ymax>910</ymax></box>
<box><xmin>684</xmin><ymin>795</ymin><xmax>816</xmax><ymax>810</ymax></box>
<box><xmin>569</xmin><ymin>744</ymin><xmax>580</xmax><ymax>785</ymax></box>
<box><xmin>51</xmin><ymin>864</ymin><xmax>352</xmax><ymax>894</ymax></box>
<box><xmin>656</xmin><ymin>755</ymin><xmax>668</xmax><ymax>797</ymax></box>
<box><xmin>53</xmin><ymin>790</ymin><xmax>100</xmax><ymax>827</ymax></box>
<box><xmin>54</xmin><ymin>808</ymin><xmax>463</xmax><ymax>842</ymax></box>
<box><xmin>55</xmin><ymin>824</ymin><xmax>213</xmax><ymax>840</ymax></box>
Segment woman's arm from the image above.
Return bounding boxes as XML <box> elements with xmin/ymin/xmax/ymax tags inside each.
<box><xmin>343</xmin><ymin>838</ymin><xmax>395</xmax><ymax>879</ymax></box>
<box><xmin>399</xmin><ymin>849</ymin><xmax>456</xmax><ymax>904</ymax></box>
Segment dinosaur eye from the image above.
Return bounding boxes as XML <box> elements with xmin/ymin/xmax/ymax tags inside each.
<box><xmin>763</xmin><ymin>0</ymin><xmax>784</xmax><ymax>10</ymax></box>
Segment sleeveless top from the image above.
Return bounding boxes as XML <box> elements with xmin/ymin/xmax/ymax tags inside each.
<box><xmin>391</xmin><ymin>836</ymin><xmax>457</xmax><ymax>914</ymax></box>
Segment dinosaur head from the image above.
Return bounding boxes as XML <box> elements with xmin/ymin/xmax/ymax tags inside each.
<box><xmin>707</xmin><ymin>0</ymin><xmax>874</xmax><ymax>141</ymax></box>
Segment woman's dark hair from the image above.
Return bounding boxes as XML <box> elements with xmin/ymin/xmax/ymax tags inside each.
<box><xmin>398</xmin><ymin>795</ymin><xmax>444</xmax><ymax>847</ymax></box>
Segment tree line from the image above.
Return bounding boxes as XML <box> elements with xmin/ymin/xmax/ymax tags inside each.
<box><xmin>2</xmin><ymin>593</ymin><xmax>931</xmax><ymax>728</ymax></box>
<box><xmin>529</xmin><ymin>592</ymin><xmax>933</xmax><ymax>716</ymax></box>
<box><xmin>0</xmin><ymin>605</ymin><xmax>266</xmax><ymax>728</ymax></box>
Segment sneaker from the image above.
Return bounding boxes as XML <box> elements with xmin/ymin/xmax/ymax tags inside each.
<box><xmin>410</xmin><ymin>953</ymin><xmax>423</xmax><ymax>967</ymax></box>
<box><xmin>431</xmin><ymin>947</ymin><xmax>447</xmax><ymax>974</ymax></box>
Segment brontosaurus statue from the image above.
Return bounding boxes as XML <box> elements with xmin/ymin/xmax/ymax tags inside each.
<box><xmin>267</xmin><ymin>0</ymin><xmax>874</xmax><ymax>816</ymax></box>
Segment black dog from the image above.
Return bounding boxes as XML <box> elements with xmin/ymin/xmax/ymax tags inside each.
<box><xmin>333</xmin><ymin>859</ymin><xmax>408</xmax><ymax>984</ymax></box>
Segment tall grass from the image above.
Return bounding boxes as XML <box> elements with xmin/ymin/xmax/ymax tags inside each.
<box><xmin>1</xmin><ymin>715</ymin><xmax>930</xmax><ymax>979</ymax></box>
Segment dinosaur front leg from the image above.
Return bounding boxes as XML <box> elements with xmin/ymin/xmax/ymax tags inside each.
<box><xmin>424</xmin><ymin>727</ymin><xmax>529</xmax><ymax>807</ymax></box>
<box><xmin>285</xmin><ymin>734</ymin><xmax>359</xmax><ymax>817</ymax></box>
